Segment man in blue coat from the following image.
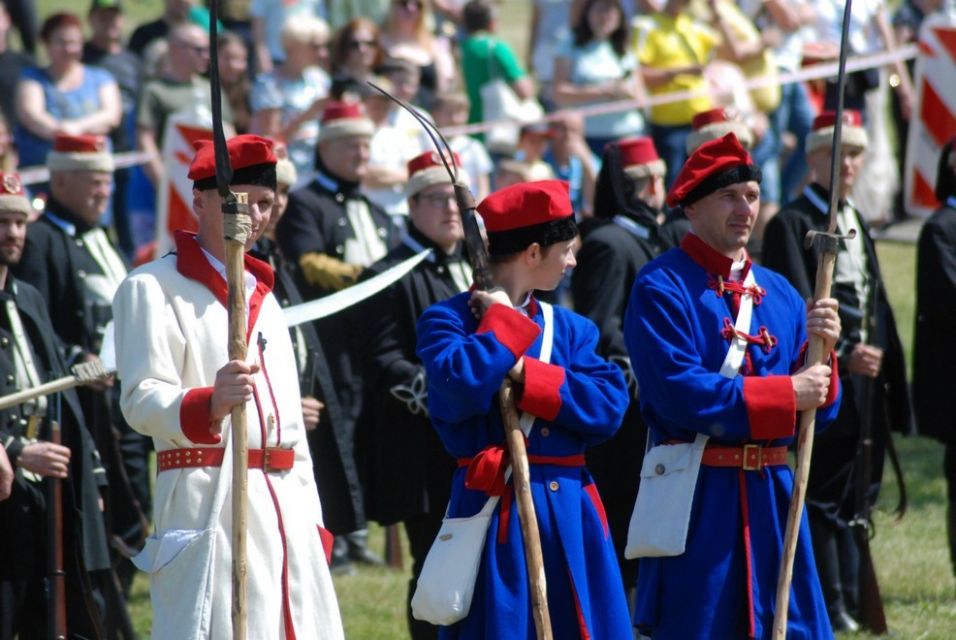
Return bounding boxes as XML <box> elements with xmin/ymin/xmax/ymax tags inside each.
<box><xmin>416</xmin><ymin>180</ymin><xmax>632</xmax><ymax>639</ymax></box>
<box><xmin>624</xmin><ymin>134</ymin><xmax>843</xmax><ymax>639</ymax></box>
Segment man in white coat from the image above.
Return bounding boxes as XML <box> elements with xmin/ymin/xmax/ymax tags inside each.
<box><xmin>112</xmin><ymin>134</ymin><xmax>344</xmax><ymax>639</ymax></box>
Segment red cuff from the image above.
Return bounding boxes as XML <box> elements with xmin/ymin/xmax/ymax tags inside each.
<box><xmin>476</xmin><ymin>304</ymin><xmax>541</xmax><ymax>358</ymax></box>
<box><xmin>516</xmin><ymin>357</ymin><xmax>565</xmax><ymax>421</ymax></box>
<box><xmin>823</xmin><ymin>349</ymin><xmax>840</xmax><ymax>407</ymax></box>
<box><xmin>743</xmin><ymin>375</ymin><xmax>796</xmax><ymax>440</ymax></box>
<box><xmin>180</xmin><ymin>387</ymin><xmax>222</xmax><ymax>445</ymax></box>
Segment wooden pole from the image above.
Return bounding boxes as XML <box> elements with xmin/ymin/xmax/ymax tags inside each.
<box><xmin>499</xmin><ymin>379</ymin><xmax>553</xmax><ymax>640</ymax></box>
<box><xmin>772</xmin><ymin>248</ymin><xmax>837</xmax><ymax>638</ymax></box>
<box><xmin>226</xmin><ymin>192</ymin><xmax>250</xmax><ymax>640</ymax></box>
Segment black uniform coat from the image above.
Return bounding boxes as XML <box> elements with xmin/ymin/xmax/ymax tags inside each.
<box><xmin>763</xmin><ymin>185</ymin><xmax>913</xmax><ymax>525</ymax></box>
<box><xmin>250</xmin><ymin>237</ymin><xmax>358</xmax><ymax>535</ymax></box>
<box><xmin>913</xmin><ymin>200</ymin><xmax>956</xmax><ymax>443</ymax></box>
<box><xmin>0</xmin><ymin>276</ymin><xmax>109</xmax><ymax>636</ymax></box>
<box><xmin>354</xmin><ymin>226</ymin><xmax>467</xmax><ymax>526</ymax></box>
<box><xmin>275</xmin><ymin>162</ymin><xmax>400</xmax><ymax>532</ymax></box>
<box><xmin>13</xmin><ymin>199</ymin><xmax>151</xmax><ymax>554</ymax></box>
<box><xmin>571</xmin><ymin>200</ymin><xmax>661</xmax><ymax>587</ymax></box>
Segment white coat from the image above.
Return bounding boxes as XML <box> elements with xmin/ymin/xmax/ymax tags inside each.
<box><xmin>113</xmin><ymin>231</ymin><xmax>344</xmax><ymax>640</ymax></box>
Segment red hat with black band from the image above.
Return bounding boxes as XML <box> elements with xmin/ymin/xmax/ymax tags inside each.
<box><xmin>188</xmin><ymin>134</ymin><xmax>277</xmax><ymax>192</ymax></box>
<box><xmin>666</xmin><ymin>133</ymin><xmax>761</xmax><ymax>209</ymax></box>
<box><xmin>477</xmin><ymin>180</ymin><xmax>578</xmax><ymax>256</ymax></box>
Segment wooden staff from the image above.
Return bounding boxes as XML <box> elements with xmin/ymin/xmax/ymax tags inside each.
<box><xmin>772</xmin><ymin>0</ymin><xmax>855</xmax><ymax>634</ymax></box>
<box><xmin>500</xmin><ymin>379</ymin><xmax>553</xmax><ymax>640</ymax></box>
<box><xmin>224</xmin><ymin>193</ymin><xmax>251</xmax><ymax>640</ymax></box>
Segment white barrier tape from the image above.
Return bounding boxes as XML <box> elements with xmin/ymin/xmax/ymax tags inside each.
<box><xmin>18</xmin><ymin>150</ymin><xmax>155</xmax><ymax>186</ymax></box>
<box><xmin>443</xmin><ymin>45</ymin><xmax>918</xmax><ymax>137</ymax></box>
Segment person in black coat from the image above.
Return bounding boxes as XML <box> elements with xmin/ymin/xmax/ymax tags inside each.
<box><xmin>763</xmin><ymin>112</ymin><xmax>912</xmax><ymax>632</ymax></box>
<box><xmin>571</xmin><ymin>137</ymin><xmax>666</xmax><ymax>595</ymax></box>
<box><xmin>913</xmin><ymin>137</ymin><xmax>956</xmax><ymax>579</ymax></box>
<box><xmin>355</xmin><ymin>151</ymin><xmax>472</xmax><ymax>640</ymax></box>
<box><xmin>0</xmin><ymin>175</ymin><xmax>111</xmax><ymax>639</ymax></box>
<box><xmin>275</xmin><ymin>102</ymin><xmax>400</xmax><ymax>566</ymax></box>
<box><xmin>251</xmin><ymin>156</ymin><xmax>354</xmax><ymax>575</ymax></box>
<box><xmin>13</xmin><ymin>136</ymin><xmax>149</xmax><ymax>603</ymax></box>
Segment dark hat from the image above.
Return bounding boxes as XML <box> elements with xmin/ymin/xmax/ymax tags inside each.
<box><xmin>666</xmin><ymin>133</ymin><xmax>761</xmax><ymax>208</ymax></box>
<box><xmin>188</xmin><ymin>134</ymin><xmax>277</xmax><ymax>191</ymax></box>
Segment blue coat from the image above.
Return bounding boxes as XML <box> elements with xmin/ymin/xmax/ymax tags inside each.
<box><xmin>417</xmin><ymin>293</ymin><xmax>632</xmax><ymax>640</ymax></box>
<box><xmin>623</xmin><ymin>234</ymin><xmax>841</xmax><ymax>639</ymax></box>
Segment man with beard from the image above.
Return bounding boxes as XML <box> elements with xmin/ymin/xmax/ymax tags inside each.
<box><xmin>357</xmin><ymin>151</ymin><xmax>472</xmax><ymax>640</ymax></box>
<box><xmin>276</xmin><ymin>101</ymin><xmax>400</xmax><ymax>570</ymax></box>
<box><xmin>14</xmin><ymin>134</ymin><xmax>150</xmax><ymax>600</ymax></box>
<box><xmin>763</xmin><ymin>111</ymin><xmax>912</xmax><ymax>632</ymax></box>
<box><xmin>572</xmin><ymin>136</ymin><xmax>666</xmax><ymax>597</ymax></box>
<box><xmin>0</xmin><ymin>172</ymin><xmax>113</xmax><ymax>639</ymax></box>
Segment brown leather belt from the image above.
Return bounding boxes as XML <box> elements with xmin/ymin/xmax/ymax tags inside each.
<box><xmin>701</xmin><ymin>444</ymin><xmax>789</xmax><ymax>471</ymax></box>
<box><xmin>157</xmin><ymin>447</ymin><xmax>295</xmax><ymax>473</ymax></box>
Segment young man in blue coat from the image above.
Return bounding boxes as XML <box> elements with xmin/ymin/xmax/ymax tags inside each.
<box><xmin>624</xmin><ymin>134</ymin><xmax>843</xmax><ymax>639</ymax></box>
<box><xmin>416</xmin><ymin>179</ymin><xmax>632</xmax><ymax>639</ymax></box>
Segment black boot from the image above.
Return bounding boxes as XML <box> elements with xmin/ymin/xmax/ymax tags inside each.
<box><xmin>810</xmin><ymin>516</ymin><xmax>860</xmax><ymax>633</ymax></box>
<box><xmin>346</xmin><ymin>529</ymin><xmax>385</xmax><ymax>566</ymax></box>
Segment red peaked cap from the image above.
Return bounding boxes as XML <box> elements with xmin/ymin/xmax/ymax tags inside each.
<box><xmin>477</xmin><ymin>180</ymin><xmax>577</xmax><ymax>255</ymax></box>
<box><xmin>478</xmin><ymin>180</ymin><xmax>573</xmax><ymax>232</ymax></box>
<box><xmin>187</xmin><ymin>134</ymin><xmax>277</xmax><ymax>189</ymax></box>
<box><xmin>692</xmin><ymin>107</ymin><xmax>737</xmax><ymax>130</ymax></box>
<box><xmin>666</xmin><ymin>133</ymin><xmax>761</xmax><ymax>208</ymax></box>
<box><xmin>321</xmin><ymin>101</ymin><xmax>364</xmax><ymax>124</ymax></box>
<box><xmin>617</xmin><ymin>136</ymin><xmax>661</xmax><ymax>167</ymax></box>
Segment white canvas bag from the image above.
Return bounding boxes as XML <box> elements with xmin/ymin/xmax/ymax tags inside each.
<box><xmin>625</xmin><ymin>270</ymin><xmax>758</xmax><ymax>558</ymax></box>
<box><xmin>480</xmin><ymin>38</ymin><xmax>544</xmax><ymax>154</ymax></box>
<box><xmin>412</xmin><ymin>303</ymin><xmax>553</xmax><ymax>625</ymax></box>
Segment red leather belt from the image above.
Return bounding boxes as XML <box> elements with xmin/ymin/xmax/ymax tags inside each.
<box><xmin>157</xmin><ymin>447</ymin><xmax>295</xmax><ymax>473</ymax></box>
<box><xmin>701</xmin><ymin>444</ymin><xmax>789</xmax><ymax>471</ymax></box>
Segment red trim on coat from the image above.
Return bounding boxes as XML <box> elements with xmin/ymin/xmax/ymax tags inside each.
<box><xmin>680</xmin><ymin>232</ymin><xmax>752</xmax><ymax>281</ymax></box>
<box><xmin>516</xmin><ymin>357</ymin><xmax>565</xmax><ymax>421</ymax></box>
<box><xmin>257</xmin><ymin>334</ymin><xmax>282</xmax><ymax>445</ymax></box>
<box><xmin>737</xmin><ymin>469</ymin><xmax>756</xmax><ymax>638</ymax></box>
<box><xmin>475</xmin><ymin>304</ymin><xmax>541</xmax><ymax>358</ymax></box>
<box><xmin>497</xmin><ymin>491</ymin><xmax>512</xmax><ymax>545</ymax></box>
<box><xmin>317</xmin><ymin>526</ymin><xmax>334</xmax><ymax>565</ymax></box>
<box><xmin>179</xmin><ymin>387</ymin><xmax>221</xmax><ymax>444</ymax></box>
<box><xmin>583</xmin><ymin>483</ymin><xmax>610</xmax><ymax>539</ymax></box>
<box><xmin>173</xmin><ymin>230</ymin><xmax>275</xmax><ymax>342</ymax></box>
<box><xmin>568</xmin><ymin>570</ymin><xmax>593</xmax><ymax>640</ymax></box>
<box><xmin>253</xmin><ymin>383</ymin><xmax>296</xmax><ymax>639</ymax></box>
<box><xmin>742</xmin><ymin>376</ymin><xmax>796</xmax><ymax>440</ymax></box>
<box><xmin>824</xmin><ymin>349</ymin><xmax>840</xmax><ymax>407</ymax></box>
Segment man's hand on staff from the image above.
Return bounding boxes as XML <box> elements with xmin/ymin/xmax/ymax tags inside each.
<box><xmin>18</xmin><ymin>441</ymin><xmax>71</xmax><ymax>479</ymax></box>
<box><xmin>210</xmin><ymin>360</ymin><xmax>261</xmax><ymax>428</ymax></box>
<box><xmin>792</xmin><ymin>297</ymin><xmax>841</xmax><ymax>410</ymax></box>
<box><xmin>82</xmin><ymin>353</ymin><xmax>114</xmax><ymax>392</ymax></box>
<box><xmin>805</xmin><ymin>297</ymin><xmax>841</xmax><ymax>353</ymax></box>
<box><xmin>468</xmin><ymin>288</ymin><xmax>512</xmax><ymax>320</ymax></box>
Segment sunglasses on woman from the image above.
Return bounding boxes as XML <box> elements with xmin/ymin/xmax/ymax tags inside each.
<box><xmin>349</xmin><ymin>39</ymin><xmax>377</xmax><ymax>50</ymax></box>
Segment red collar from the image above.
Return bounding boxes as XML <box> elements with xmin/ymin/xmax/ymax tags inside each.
<box><xmin>680</xmin><ymin>232</ymin><xmax>751</xmax><ymax>281</ymax></box>
<box><xmin>174</xmin><ymin>231</ymin><xmax>275</xmax><ymax>342</ymax></box>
